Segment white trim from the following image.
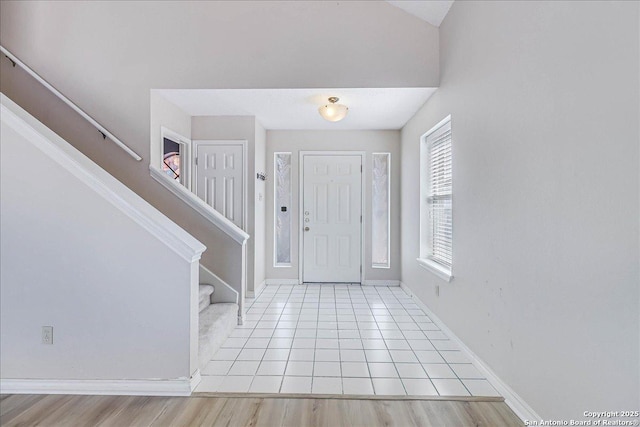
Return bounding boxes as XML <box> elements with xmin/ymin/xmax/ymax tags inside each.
<box><xmin>199</xmin><ymin>264</ymin><xmax>239</xmax><ymax>305</ymax></box>
<box><xmin>1</xmin><ymin>94</ymin><xmax>205</xmax><ymax>263</ymax></box>
<box><xmin>238</xmin><ymin>239</ymin><xmax>247</xmax><ymax>325</ymax></box>
<box><xmin>416</xmin><ymin>257</ymin><xmax>453</xmax><ymax>282</ymax></box>
<box><xmin>299</xmin><ymin>151</ymin><xmax>366</xmax><ymax>284</ymax></box>
<box><xmin>0</xmin><ymin>45</ymin><xmax>142</xmax><ymax>161</ymax></box>
<box><xmin>419</xmin><ymin>115</ymin><xmax>453</xmax><ymax>275</ymax></box>
<box><xmin>254</xmin><ymin>280</ymin><xmax>266</xmax><ymax>297</ymax></box>
<box><xmin>399</xmin><ymin>282</ymin><xmax>541</xmax><ymax>423</ymax></box>
<box><xmin>371</xmin><ymin>152</ymin><xmax>391</xmax><ymax>269</ymax></box>
<box><xmin>265</xmin><ymin>279</ymin><xmax>300</xmax><ymax>285</ymax></box>
<box><xmin>192</xmin><ymin>140</ymin><xmax>248</xmax><ymax>231</ymax></box>
<box><xmin>246</xmin><ymin>280</ymin><xmax>266</xmax><ymax>298</ymax></box>
<box><xmin>0</xmin><ymin>378</ymin><xmax>195</xmax><ymax>396</ymax></box>
<box><xmin>189</xmin><ymin>369</ymin><xmax>202</xmax><ymax>392</ymax></box>
<box><xmin>422</xmin><ymin>114</ymin><xmax>452</xmax><ymax>140</ymax></box>
<box><xmin>160</xmin><ymin>126</ymin><xmax>192</xmax><ymax>191</ymax></box>
<box><xmin>273</xmin><ymin>151</ymin><xmax>293</xmax><ymax>268</ymax></box>
<box><xmin>362</xmin><ymin>280</ymin><xmax>400</xmax><ymax>286</ymax></box>
<box><xmin>150</xmin><ymin>165</ymin><xmax>249</xmax><ymax>244</ymax></box>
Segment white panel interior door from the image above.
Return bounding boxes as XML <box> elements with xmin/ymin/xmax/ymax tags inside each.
<box><xmin>196</xmin><ymin>144</ymin><xmax>244</xmax><ymax>229</ymax></box>
<box><xmin>303</xmin><ymin>155</ymin><xmax>361</xmax><ymax>283</ymax></box>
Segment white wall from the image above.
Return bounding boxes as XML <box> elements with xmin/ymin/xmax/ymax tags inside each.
<box><xmin>400</xmin><ymin>1</ymin><xmax>639</xmax><ymax>419</ymax></box>
<box><xmin>266</xmin><ymin>130</ymin><xmax>401</xmax><ymax>283</ymax></box>
<box><xmin>254</xmin><ymin>121</ymin><xmax>267</xmax><ymax>293</ymax></box>
<box><xmin>0</xmin><ymin>95</ymin><xmax>203</xmax><ymax>382</ymax></box>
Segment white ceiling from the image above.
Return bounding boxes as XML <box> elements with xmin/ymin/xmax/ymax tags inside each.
<box><xmin>386</xmin><ymin>1</ymin><xmax>454</xmax><ymax>27</ymax></box>
<box><xmin>157</xmin><ymin>88</ymin><xmax>437</xmax><ymax>130</ymax></box>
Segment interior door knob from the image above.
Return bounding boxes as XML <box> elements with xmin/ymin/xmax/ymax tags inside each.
<box><xmin>304</xmin><ymin>227</ymin><xmax>310</xmax><ymax>231</ymax></box>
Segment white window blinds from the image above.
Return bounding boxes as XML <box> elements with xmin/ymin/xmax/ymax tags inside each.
<box><xmin>426</xmin><ymin>120</ymin><xmax>452</xmax><ymax>269</ymax></box>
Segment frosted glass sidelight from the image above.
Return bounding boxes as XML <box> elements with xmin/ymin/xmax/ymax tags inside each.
<box><xmin>274</xmin><ymin>153</ymin><xmax>292</xmax><ymax>265</ymax></box>
<box><xmin>372</xmin><ymin>153</ymin><xmax>390</xmax><ymax>268</ymax></box>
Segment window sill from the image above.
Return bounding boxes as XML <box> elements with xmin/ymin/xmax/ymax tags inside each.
<box><xmin>416</xmin><ymin>258</ymin><xmax>453</xmax><ymax>282</ymax></box>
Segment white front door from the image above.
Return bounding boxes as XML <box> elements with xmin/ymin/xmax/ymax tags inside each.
<box><xmin>195</xmin><ymin>143</ymin><xmax>244</xmax><ymax>229</ymax></box>
<box><xmin>302</xmin><ymin>154</ymin><xmax>362</xmax><ymax>283</ymax></box>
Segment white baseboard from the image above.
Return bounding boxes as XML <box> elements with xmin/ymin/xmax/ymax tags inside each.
<box><xmin>0</xmin><ymin>376</ymin><xmax>196</xmax><ymax>396</ymax></box>
<box><xmin>399</xmin><ymin>282</ymin><xmax>541</xmax><ymax>423</ymax></box>
<box><xmin>256</xmin><ymin>280</ymin><xmax>265</xmax><ymax>295</ymax></box>
<box><xmin>362</xmin><ymin>280</ymin><xmax>400</xmax><ymax>286</ymax></box>
<box><xmin>265</xmin><ymin>279</ymin><xmax>300</xmax><ymax>285</ymax></box>
<box><xmin>189</xmin><ymin>369</ymin><xmax>201</xmax><ymax>392</ymax></box>
<box><xmin>264</xmin><ymin>279</ymin><xmax>400</xmax><ymax>287</ymax></box>
<box><xmin>247</xmin><ymin>280</ymin><xmax>266</xmax><ymax>298</ymax></box>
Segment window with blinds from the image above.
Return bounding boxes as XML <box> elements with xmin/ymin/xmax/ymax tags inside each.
<box><xmin>419</xmin><ymin>116</ymin><xmax>453</xmax><ymax>281</ymax></box>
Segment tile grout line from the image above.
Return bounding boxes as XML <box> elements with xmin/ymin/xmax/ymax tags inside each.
<box><xmin>262</xmin><ymin>284</ymin><xmax>289</xmax><ymax>392</ymax></box>
<box><xmin>351</xmin><ymin>283</ymin><xmax>374</xmax><ymax>393</ymax></box>
<box><xmin>248</xmin><ymin>283</ymin><xmax>278</xmax><ymax>391</ymax></box>
<box><xmin>393</xmin><ymin>286</ymin><xmax>474</xmax><ymax>397</ymax></box>
<box><xmin>390</xmin><ymin>287</ymin><xmax>440</xmax><ymax>396</ymax></box>
<box><xmin>376</xmin><ymin>286</ymin><xmax>409</xmax><ymax>396</ymax></box>
<box><xmin>205</xmin><ymin>284</ymin><xmax>493</xmax><ymax>397</ymax></box>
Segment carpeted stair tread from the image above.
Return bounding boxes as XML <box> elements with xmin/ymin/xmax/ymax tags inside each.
<box><xmin>198</xmin><ymin>303</ymin><xmax>238</xmax><ymax>369</ymax></box>
<box><xmin>199</xmin><ymin>284</ymin><xmax>215</xmax><ymax>313</ymax></box>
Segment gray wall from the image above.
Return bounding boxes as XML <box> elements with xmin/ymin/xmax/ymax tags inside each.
<box><xmin>254</xmin><ymin>122</ymin><xmax>267</xmax><ymax>291</ymax></box>
<box><xmin>0</xmin><ymin>0</ymin><xmax>437</xmax><ymax>290</ymax></box>
<box><xmin>0</xmin><ymin>54</ymin><xmax>245</xmax><ymax>298</ymax></box>
<box><xmin>266</xmin><ymin>130</ymin><xmax>401</xmax><ymax>283</ymax></box>
<box><xmin>150</xmin><ymin>91</ymin><xmax>192</xmax><ymax>169</ymax></box>
<box><xmin>400</xmin><ymin>1</ymin><xmax>639</xmax><ymax>419</ymax></box>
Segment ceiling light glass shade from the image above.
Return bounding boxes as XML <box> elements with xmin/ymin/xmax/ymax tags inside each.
<box><xmin>318</xmin><ymin>97</ymin><xmax>348</xmax><ymax>122</ymax></box>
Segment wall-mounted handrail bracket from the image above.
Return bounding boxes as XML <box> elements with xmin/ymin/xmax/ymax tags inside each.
<box><xmin>0</xmin><ymin>45</ymin><xmax>143</xmax><ymax>162</ymax></box>
<box><xmin>4</xmin><ymin>54</ymin><xmax>16</xmax><ymax>67</ymax></box>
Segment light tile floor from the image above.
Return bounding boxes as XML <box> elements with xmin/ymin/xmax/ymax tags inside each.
<box><xmin>195</xmin><ymin>284</ymin><xmax>501</xmax><ymax>397</ymax></box>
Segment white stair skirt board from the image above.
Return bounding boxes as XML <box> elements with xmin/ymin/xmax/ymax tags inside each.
<box><xmin>0</xmin><ymin>372</ymin><xmax>201</xmax><ymax>396</ymax></box>
<box><xmin>265</xmin><ymin>279</ymin><xmax>301</xmax><ymax>285</ymax></box>
<box><xmin>399</xmin><ymin>282</ymin><xmax>541</xmax><ymax>423</ymax></box>
<box><xmin>362</xmin><ymin>280</ymin><xmax>401</xmax><ymax>286</ymax></box>
<box><xmin>1</xmin><ymin>95</ymin><xmax>206</xmax><ymax>264</ymax></box>
<box><xmin>199</xmin><ymin>265</ymin><xmax>239</xmax><ymax>305</ymax></box>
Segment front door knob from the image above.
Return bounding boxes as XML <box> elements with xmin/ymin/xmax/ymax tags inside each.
<box><xmin>304</xmin><ymin>227</ymin><xmax>310</xmax><ymax>231</ymax></box>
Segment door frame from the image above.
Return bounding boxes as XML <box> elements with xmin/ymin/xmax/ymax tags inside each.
<box><xmin>298</xmin><ymin>151</ymin><xmax>366</xmax><ymax>285</ymax></box>
<box><xmin>192</xmin><ymin>139</ymin><xmax>248</xmax><ymax>231</ymax></box>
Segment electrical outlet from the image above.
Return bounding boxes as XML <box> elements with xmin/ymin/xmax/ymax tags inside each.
<box><xmin>42</xmin><ymin>326</ymin><xmax>53</xmax><ymax>344</ymax></box>
<box><xmin>435</xmin><ymin>285</ymin><xmax>440</xmax><ymax>297</ymax></box>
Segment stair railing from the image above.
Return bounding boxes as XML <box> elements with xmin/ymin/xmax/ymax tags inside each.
<box><xmin>0</xmin><ymin>45</ymin><xmax>142</xmax><ymax>161</ymax></box>
<box><xmin>2</xmin><ymin>44</ymin><xmax>248</xmax><ymax>325</ymax></box>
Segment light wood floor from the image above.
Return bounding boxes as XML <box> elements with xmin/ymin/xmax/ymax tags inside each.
<box><xmin>1</xmin><ymin>394</ymin><xmax>523</xmax><ymax>426</ymax></box>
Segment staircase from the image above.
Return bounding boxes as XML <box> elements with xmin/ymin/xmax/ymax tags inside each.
<box><xmin>0</xmin><ymin>47</ymin><xmax>248</xmax><ymax>394</ymax></box>
<box><xmin>198</xmin><ymin>283</ymin><xmax>238</xmax><ymax>369</ymax></box>
<box><xmin>0</xmin><ymin>93</ymin><xmax>207</xmax><ymax>395</ymax></box>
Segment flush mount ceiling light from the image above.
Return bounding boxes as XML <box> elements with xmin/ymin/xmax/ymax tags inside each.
<box><xmin>318</xmin><ymin>96</ymin><xmax>349</xmax><ymax>122</ymax></box>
